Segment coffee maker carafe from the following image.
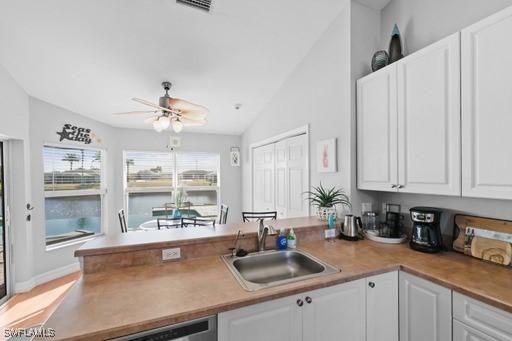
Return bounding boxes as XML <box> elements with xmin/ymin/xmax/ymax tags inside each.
<box><xmin>409</xmin><ymin>207</ymin><xmax>443</xmax><ymax>253</ymax></box>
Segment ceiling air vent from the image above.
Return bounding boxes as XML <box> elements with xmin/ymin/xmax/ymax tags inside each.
<box><xmin>176</xmin><ymin>0</ymin><xmax>212</xmax><ymax>12</ymax></box>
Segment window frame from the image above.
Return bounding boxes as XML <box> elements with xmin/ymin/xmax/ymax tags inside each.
<box><xmin>43</xmin><ymin>143</ymin><xmax>107</xmax><ymax>248</ymax></box>
<box><xmin>123</xmin><ymin>149</ymin><xmax>221</xmax><ymax>229</ymax></box>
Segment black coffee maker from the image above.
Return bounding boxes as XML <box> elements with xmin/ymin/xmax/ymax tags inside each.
<box><xmin>409</xmin><ymin>207</ymin><xmax>443</xmax><ymax>253</ymax></box>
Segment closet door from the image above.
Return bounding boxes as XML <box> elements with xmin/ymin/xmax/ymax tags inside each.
<box><xmin>275</xmin><ymin>140</ymin><xmax>287</xmax><ymax>218</ymax></box>
<box><xmin>285</xmin><ymin>134</ymin><xmax>308</xmax><ymax>218</ymax></box>
<box><xmin>462</xmin><ymin>6</ymin><xmax>512</xmax><ymax>200</ymax></box>
<box><xmin>252</xmin><ymin>144</ymin><xmax>275</xmax><ymax>211</ymax></box>
<box><xmin>397</xmin><ymin>33</ymin><xmax>461</xmax><ymax>196</ymax></box>
<box><xmin>357</xmin><ymin>65</ymin><xmax>398</xmax><ymax>192</ymax></box>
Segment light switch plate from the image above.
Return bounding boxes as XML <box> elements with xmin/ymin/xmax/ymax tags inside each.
<box><xmin>162</xmin><ymin>248</ymin><xmax>181</xmax><ymax>261</ymax></box>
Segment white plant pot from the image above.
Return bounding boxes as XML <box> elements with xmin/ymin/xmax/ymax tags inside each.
<box><xmin>316</xmin><ymin>207</ymin><xmax>336</xmax><ymax>221</ymax></box>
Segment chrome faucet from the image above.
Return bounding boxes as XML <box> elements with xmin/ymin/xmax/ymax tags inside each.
<box><xmin>257</xmin><ymin>220</ymin><xmax>276</xmax><ymax>252</ymax></box>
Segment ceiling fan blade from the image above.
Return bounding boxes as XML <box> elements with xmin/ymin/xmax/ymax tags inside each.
<box><xmin>132</xmin><ymin>98</ymin><xmax>173</xmax><ymax>113</ymax></box>
<box><xmin>112</xmin><ymin>110</ymin><xmax>155</xmax><ymax>115</ymax></box>
<box><xmin>180</xmin><ymin>117</ymin><xmax>207</xmax><ymax>126</ymax></box>
<box><xmin>144</xmin><ymin>116</ymin><xmax>159</xmax><ymax>124</ymax></box>
<box><xmin>169</xmin><ymin>98</ymin><xmax>209</xmax><ymax>114</ymax></box>
<box><xmin>180</xmin><ymin>111</ymin><xmax>207</xmax><ymax>120</ymax></box>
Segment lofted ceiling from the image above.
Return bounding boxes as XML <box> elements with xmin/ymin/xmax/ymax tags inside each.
<box><xmin>355</xmin><ymin>0</ymin><xmax>391</xmax><ymax>11</ymax></box>
<box><xmin>0</xmin><ymin>0</ymin><xmax>349</xmax><ymax>134</ymax></box>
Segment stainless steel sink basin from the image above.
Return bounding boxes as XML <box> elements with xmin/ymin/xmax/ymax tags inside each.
<box><xmin>222</xmin><ymin>250</ymin><xmax>340</xmax><ymax>291</ymax></box>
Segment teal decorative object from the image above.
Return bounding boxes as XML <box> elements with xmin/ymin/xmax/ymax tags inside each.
<box><xmin>389</xmin><ymin>24</ymin><xmax>404</xmax><ymax>63</ymax></box>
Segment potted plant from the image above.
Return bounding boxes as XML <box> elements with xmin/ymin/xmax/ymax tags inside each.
<box><xmin>305</xmin><ymin>183</ymin><xmax>351</xmax><ymax>220</ymax></box>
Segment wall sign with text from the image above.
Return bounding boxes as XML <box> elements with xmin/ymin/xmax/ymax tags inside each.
<box><xmin>56</xmin><ymin>124</ymin><xmax>102</xmax><ymax>145</ymax></box>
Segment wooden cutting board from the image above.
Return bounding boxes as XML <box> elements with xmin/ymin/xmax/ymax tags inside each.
<box><xmin>471</xmin><ymin>237</ymin><xmax>512</xmax><ymax>265</ymax></box>
<box><xmin>453</xmin><ymin>214</ymin><xmax>512</xmax><ymax>266</ymax></box>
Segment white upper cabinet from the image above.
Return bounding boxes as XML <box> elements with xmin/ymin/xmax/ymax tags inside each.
<box><xmin>461</xmin><ymin>6</ymin><xmax>512</xmax><ymax>200</ymax></box>
<box><xmin>357</xmin><ymin>65</ymin><xmax>398</xmax><ymax>192</ymax></box>
<box><xmin>397</xmin><ymin>33</ymin><xmax>461</xmax><ymax>195</ymax></box>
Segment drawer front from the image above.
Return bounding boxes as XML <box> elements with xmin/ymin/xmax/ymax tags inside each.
<box><xmin>454</xmin><ymin>320</ymin><xmax>499</xmax><ymax>341</ymax></box>
<box><xmin>453</xmin><ymin>292</ymin><xmax>512</xmax><ymax>341</ymax></box>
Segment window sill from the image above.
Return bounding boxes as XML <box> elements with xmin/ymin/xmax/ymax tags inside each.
<box><xmin>45</xmin><ymin>233</ymin><xmax>103</xmax><ymax>252</ymax></box>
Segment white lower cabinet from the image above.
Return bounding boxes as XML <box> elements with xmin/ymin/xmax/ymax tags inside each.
<box><xmin>366</xmin><ymin>271</ymin><xmax>399</xmax><ymax>341</ymax></box>
<box><xmin>454</xmin><ymin>320</ymin><xmax>500</xmax><ymax>341</ymax></box>
<box><xmin>218</xmin><ymin>279</ymin><xmax>366</xmax><ymax>341</ymax></box>
<box><xmin>453</xmin><ymin>292</ymin><xmax>512</xmax><ymax>341</ymax></box>
<box><xmin>218</xmin><ymin>294</ymin><xmax>301</xmax><ymax>341</ymax></box>
<box><xmin>399</xmin><ymin>272</ymin><xmax>452</xmax><ymax>341</ymax></box>
<box><xmin>302</xmin><ymin>279</ymin><xmax>366</xmax><ymax>341</ymax></box>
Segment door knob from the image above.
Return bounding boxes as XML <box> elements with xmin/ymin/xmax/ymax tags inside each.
<box><xmin>368</xmin><ymin>282</ymin><xmax>375</xmax><ymax>288</ymax></box>
<box><xmin>296</xmin><ymin>299</ymin><xmax>304</xmax><ymax>307</ymax></box>
<box><xmin>305</xmin><ymin>296</ymin><xmax>312</xmax><ymax>304</ymax></box>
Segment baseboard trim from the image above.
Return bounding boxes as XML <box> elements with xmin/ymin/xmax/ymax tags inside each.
<box><xmin>14</xmin><ymin>262</ymin><xmax>81</xmax><ymax>293</ymax></box>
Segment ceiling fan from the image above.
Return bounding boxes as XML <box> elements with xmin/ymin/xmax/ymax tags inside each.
<box><xmin>113</xmin><ymin>81</ymin><xmax>208</xmax><ymax>133</ymax></box>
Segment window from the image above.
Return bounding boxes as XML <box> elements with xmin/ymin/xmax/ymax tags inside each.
<box><xmin>125</xmin><ymin>151</ymin><xmax>220</xmax><ymax>229</ymax></box>
<box><xmin>44</xmin><ymin>145</ymin><xmax>105</xmax><ymax>246</ymax></box>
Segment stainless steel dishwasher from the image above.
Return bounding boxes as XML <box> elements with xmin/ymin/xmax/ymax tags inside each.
<box><xmin>110</xmin><ymin>316</ymin><xmax>216</xmax><ymax>341</ymax></box>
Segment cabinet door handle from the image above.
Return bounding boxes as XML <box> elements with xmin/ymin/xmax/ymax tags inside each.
<box><xmin>305</xmin><ymin>296</ymin><xmax>312</xmax><ymax>304</ymax></box>
<box><xmin>368</xmin><ymin>282</ymin><xmax>375</xmax><ymax>288</ymax></box>
<box><xmin>391</xmin><ymin>184</ymin><xmax>397</xmax><ymax>189</ymax></box>
<box><xmin>296</xmin><ymin>299</ymin><xmax>304</xmax><ymax>307</ymax></box>
<box><xmin>397</xmin><ymin>185</ymin><xmax>404</xmax><ymax>189</ymax></box>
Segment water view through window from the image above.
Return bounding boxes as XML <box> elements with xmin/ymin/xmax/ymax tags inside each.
<box><xmin>44</xmin><ymin>146</ymin><xmax>104</xmax><ymax>245</ymax></box>
<box><xmin>125</xmin><ymin>151</ymin><xmax>219</xmax><ymax>229</ymax></box>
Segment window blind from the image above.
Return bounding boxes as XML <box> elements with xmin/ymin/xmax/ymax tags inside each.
<box><xmin>44</xmin><ymin>146</ymin><xmax>102</xmax><ymax>191</ymax></box>
<box><xmin>125</xmin><ymin>151</ymin><xmax>174</xmax><ymax>188</ymax></box>
<box><xmin>176</xmin><ymin>152</ymin><xmax>219</xmax><ymax>187</ymax></box>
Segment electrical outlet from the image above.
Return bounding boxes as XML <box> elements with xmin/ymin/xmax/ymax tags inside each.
<box><xmin>162</xmin><ymin>248</ymin><xmax>181</xmax><ymax>261</ymax></box>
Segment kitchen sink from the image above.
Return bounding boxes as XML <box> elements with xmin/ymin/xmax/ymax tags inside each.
<box><xmin>222</xmin><ymin>250</ymin><xmax>340</xmax><ymax>291</ymax></box>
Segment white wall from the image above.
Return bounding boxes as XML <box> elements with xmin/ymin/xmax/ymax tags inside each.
<box><xmin>350</xmin><ymin>1</ymin><xmax>383</xmax><ymax>215</ymax></box>
<box><xmin>0</xmin><ymin>64</ymin><xmax>34</xmax><ymax>291</ymax></box>
<box><xmin>380</xmin><ymin>0</ymin><xmax>512</xmax><ymax>54</ymax></box>
<box><xmin>27</xmin><ymin>98</ymin><xmax>242</xmax><ymax>284</ymax></box>
<box><xmin>29</xmin><ymin>98</ymin><xmax>116</xmax><ymax>278</ymax></box>
<box><xmin>376</xmin><ymin>0</ymin><xmax>512</xmax><ymax>238</ymax></box>
<box><xmin>241</xmin><ymin>2</ymin><xmax>351</xmax><ymax>213</ymax></box>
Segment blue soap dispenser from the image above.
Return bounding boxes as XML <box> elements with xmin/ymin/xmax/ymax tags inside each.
<box><xmin>276</xmin><ymin>228</ymin><xmax>288</xmax><ymax>250</ymax></box>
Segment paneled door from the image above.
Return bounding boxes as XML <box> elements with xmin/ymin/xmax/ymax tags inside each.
<box><xmin>302</xmin><ymin>279</ymin><xmax>366</xmax><ymax>341</ymax></box>
<box><xmin>462</xmin><ymin>6</ymin><xmax>512</xmax><ymax>200</ymax></box>
<box><xmin>0</xmin><ymin>142</ymin><xmax>7</xmax><ymax>302</ymax></box>
<box><xmin>357</xmin><ymin>65</ymin><xmax>398</xmax><ymax>192</ymax></box>
<box><xmin>253</xmin><ymin>133</ymin><xmax>308</xmax><ymax>218</ymax></box>
<box><xmin>218</xmin><ymin>294</ymin><xmax>302</xmax><ymax>341</ymax></box>
<box><xmin>274</xmin><ymin>139</ymin><xmax>287</xmax><ymax>218</ymax></box>
<box><xmin>397</xmin><ymin>33</ymin><xmax>461</xmax><ymax>196</ymax></box>
<box><xmin>284</xmin><ymin>134</ymin><xmax>308</xmax><ymax>218</ymax></box>
<box><xmin>252</xmin><ymin>143</ymin><xmax>275</xmax><ymax>211</ymax></box>
<box><xmin>399</xmin><ymin>272</ymin><xmax>452</xmax><ymax>341</ymax></box>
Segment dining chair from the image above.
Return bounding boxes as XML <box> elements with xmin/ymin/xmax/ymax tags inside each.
<box><xmin>118</xmin><ymin>209</ymin><xmax>128</xmax><ymax>233</ymax></box>
<box><xmin>181</xmin><ymin>217</ymin><xmax>216</xmax><ymax>227</ymax></box>
<box><xmin>219</xmin><ymin>204</ymin><xmax>229</xmax><ymax>224</ymax></box>
<box><xmin>242</xmin><ymin>211</ymin><xmax>277</xmax><ymax>223</ymax></box>
<box><xmin>157</xmin><ymin>218</ymin><xmax>181</xmax><ymax>229</ymax></box>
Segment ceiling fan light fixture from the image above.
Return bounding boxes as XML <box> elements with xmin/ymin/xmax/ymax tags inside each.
<box><xmin>172</xmin><ymin>119</ymin><xmax>184</xmax><ymax>133</ymax></box>
<box><xmin>152</xmin><ymin>119</ymin><xmax>164</xmax><ymax>132</ymax></box>
<box><xmin>159</xmin><ymin>116</ymin><xmax>171</xmax><ymax>130</ymax></box>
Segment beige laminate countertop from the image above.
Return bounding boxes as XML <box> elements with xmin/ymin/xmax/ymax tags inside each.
<box><xmin>46</xmin><ymin>239</ymin><xmax>512</xmax><ymax>340</ymax></box>
<box><xmin>75</xmin><ymin>217</ymin><xmax>326</xmax><ymax>257</ymax></box>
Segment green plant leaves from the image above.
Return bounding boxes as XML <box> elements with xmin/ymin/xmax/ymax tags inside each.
<box><xmin>304</xmin><ymin>183</ymin><xmax>351</xmax><ymax>209</ymax></box>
